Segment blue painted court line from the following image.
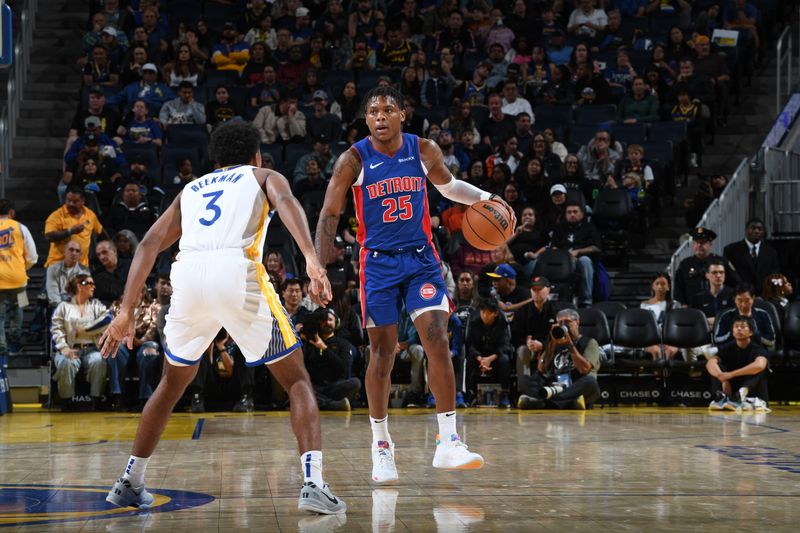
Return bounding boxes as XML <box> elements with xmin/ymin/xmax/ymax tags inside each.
<box><xmin>192</xmin><ymin>419</ymin><xmax>205</xmax><ymax>440</ymax></box>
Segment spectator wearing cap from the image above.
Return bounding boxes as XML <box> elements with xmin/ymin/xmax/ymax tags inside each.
<box><xmin>513</xmin><ymin>275</ymin><xmax>558</xmax><ymax>381</ymax></box>
<box><xmin>377</xmin><ymin>22</ymin><xmax>417</xmax><ymax>71</ymax></box>
<box><xmin>452</xmin><ymin>60</ymin><xmax>491</xmax><ymax>106</ymax></box>
<box><xmin>44</xmin><ymin>186</ymin><xmax>106</xmax><ymax>268</ymax></box>
<box><xmin>302</xmin><ymin>307</ymin><xmax>361</xmax><ymax>411</ymax></box>
<box><xmin>551</xmin><ymin>202</ymin><xmax>602</xmax><ymax>306</ymax></box>
<box><xmin>63</xmin><ymin>128</ymin><xmax>126</xmax><ymax>188</ymax></box>
<box><xmin>546</xmin><ymin>29</ymin><xmax>574</xmax><ymax>66</ymax></box>
<box><xmin>109</xmin><ymin>181</ymin><xmax>156</xmax><ymax>240</ymax></box>
<box><xmin>67</xmin><ymin>88</ymin><xmax>121</xmax><ymax>151</ymax></box>
<box><xmin>82</xmin><ymin>12</ymin><xmax>109</xmax><ymax>60</ymax></box>
<box><xmin>126</xmin><ymin>155</ymin><xmax>160</xmax><ymax>204</ymax></box>
<box><xmin>306</xmin><ymin>90</ymin><xmax>342</xmax><ymax>144</ymax></box>
<box><xmin>673</xmin><ymin>227</ymin><xmax>740</xmax><ymax>305</ymax></box>
<box><xmin>292</xmin><ymin>6</ymin><xmax>314</xmax><ymax>44</ymax></box>
<box><xmin>544</xmin><ymin>183</ymin><xmax>568</xmax><ymax>230</ymax></box>
<box><xmin>117</xmin><ymin>99</ymin><xmax>163</xmax><ymax>147</ymax></box>
<box><xmin>211</xmin><ymin>22</ymin><xmax>250</xmax><ymax>74</ymax></box>
<box><xmin>577</xmin><ymin>128</ymin><xmax>620</xmax><ymax>184</ymax></box>
<box><xmin>159</xmin><ymin>82</ymin><xmax>207</xmax><ymax>127</ymax></box>
<box><xmin>107</xmin><ymin>63</ymin><xmax>175</xmax><ymax>114</ymax></box>
<box><xmin>253</xmin><ymin>93</ymin><xmax>307</xmax><ymax>144</ymax></box>
<box><xmin>465</xmin><ymin>298</ymin><xmax>513</xmax><ymax>407</ymax></box>
<box><xmin>487</xmin><ymin>264</ymin><xmax>532</xmax><ymax>322</ymax></box>
<box><xmin>82</xmin><ymin>44</ymin><xmax>120</xmax><ymax>89</ymax></box>
<box><xmin>206</xmin><ymin>85</ymin><xmax>243</xmax><ymax>130</ymax></box>
<box><xmin>99</xmin><ymin>26</ymin><xmax>129</xmax><ymax>66</ymax></box>
<box><xmin>294</xmin><ymin>136</ymin><xmax>334</xmax><ymax>183</ymax></box>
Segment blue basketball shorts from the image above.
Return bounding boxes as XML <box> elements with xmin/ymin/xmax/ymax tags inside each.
<box><xmin>358</xmin><ymin>244</ymin><xmax>452</xmax><ymax>328</ymax></box>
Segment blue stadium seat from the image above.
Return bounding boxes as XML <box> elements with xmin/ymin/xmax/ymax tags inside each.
<box><xmin>284</xmin><ymin>144</ymin><xmax>312</xmax><ymax>169</ymax></box>
<box><xmin>640</xmin><ymin>140</ymin><xmax>673</xmax><ymax>167</ymax></box>
<box><xmin>161</xmin><ymin>145</ymin><xmax>202</xmax><ymax>182</ymax></box>
<box><xmin>648</xmin><ymin>122</ymin><xmax>687</xmax><ymax>144</ymax></box>
<box><xmin>166</xmin><ymin>124</ymin><xmax>208</xmax><ymax>148</ymax></box>
<box><xmin>574</xmin><ymin>104</ymin><xmax>617</xmax><ymax>126</ymax></box>
<box><xmin>568</xmin><ymin>124</ymin><xmax>598</xmax><ymax>146</ymax></box>
<box><xmin>204</xmin><ymin>2</ymin><xmax>240</xmax><ymax>28</ymax></box>
<box><xmin>612</xmin><ymin>123</ymin><xmax>648</xmax><ymax>146</ymax></box>
<box><xmin>321</xmin><ymin>71</ymin><xmax>356</xmax><ymax>101</ymax></box>
<box><xmin>205</xmin><ymin>70</ymin><xmax>241</xmax><ymax>90</ymax></box>
<box><xmin>260</xmin><ymin>143</ymin><xmax>284</xmax><ymax>165</ymax></box>
<box><xmin>533</xmin><ymin>104</ymin><xmax>573</xmax><ymax>127</ymax></box>
<box><xmin>357</xmin><ymin>70</ymin><xmax>391</xmax><ymax>94</ymax></box>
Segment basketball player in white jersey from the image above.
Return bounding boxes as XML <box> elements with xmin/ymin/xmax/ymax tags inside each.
<box><xmin>99</xmin><ymin>122</ymin><xmax>346</xmax><ymax>515</ymax></box>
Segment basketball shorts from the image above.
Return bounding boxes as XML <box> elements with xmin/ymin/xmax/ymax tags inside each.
<box><xmin>359</xmin><ymin>244</ymin><xmax>452</xmax><ymax>328</ymax></box>
<box><xmin>163</xmin><ymin>250</ymin><xmax>300</xmax><ymax>367</ymax></box>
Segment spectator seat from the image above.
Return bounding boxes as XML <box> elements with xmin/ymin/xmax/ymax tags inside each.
<box><xmin>613</xmin><ymin>308</ymin><xmax>662</xmax><ymax>370</ymax></box>
<box><xmin>662</xmin><ymin>308</ymin><xmax>711</xmax><ymax>370</ymax></box>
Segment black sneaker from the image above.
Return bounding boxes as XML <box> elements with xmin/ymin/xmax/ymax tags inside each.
<box><xmin>191</xmin><ymin>393</ymin><xmax>205</xmax><ymax>413</ymax></box>
<box><xmin>233</xmin><ymin>394</ymin><xmax>254</xmax><ymax>413</ymax></box>
<box><xmin>516</xmin><ymin>394</ymin><xmax>545</xmax><ymax>410</ymax></box>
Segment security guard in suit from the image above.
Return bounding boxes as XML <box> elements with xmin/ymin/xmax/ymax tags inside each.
<box><xmin>673</xmin><ymin>227</ymin><xmax>740</xmax><ymax>305</ymax></box>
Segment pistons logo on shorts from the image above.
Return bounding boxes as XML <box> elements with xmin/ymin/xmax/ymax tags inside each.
<box><xmin>420</xmin><ymin>283</ymin><xmax>437</xmax><ymax>300</ymax></box>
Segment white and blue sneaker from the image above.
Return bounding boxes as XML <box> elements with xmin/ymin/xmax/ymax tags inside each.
<box><xmin>432</xmin><ymin>434</ymin><xmax>484</xmax><ymax>470</ymax></box>
<box><xmin>297</xmin><ymin>481</ymin><xmax>347</xmax><ymax>514</ymax></box>
<box><xmin>106</xmin><ymin>478</ymin><xmax>154</xmax><ymax>509</ymax></box>
<box><xmin>371</xmin><ymin>440</ymin><xmax>399</xmax><ymax>483</ymax></box>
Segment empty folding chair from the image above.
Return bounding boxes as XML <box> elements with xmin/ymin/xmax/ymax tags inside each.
<box><xmin>662</xmin><ymin>308</ymin><xmax>712</xmax><ymax>372</ymax></box>
<box><xmin>613</xmin><ymin>308</ymin><xmax>662</xmax><ymax>372</ymax></box>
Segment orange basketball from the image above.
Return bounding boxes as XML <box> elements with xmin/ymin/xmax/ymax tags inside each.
<box><xmin>462</xmin><ymin>200</ymin><xmax>515</xmax><ymax>251</ymax></box>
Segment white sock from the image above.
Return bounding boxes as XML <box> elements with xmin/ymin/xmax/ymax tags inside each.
<box><xmin>370</xmin><ymin>415</ymin><xmax>391</xmax><ymax>444</ymax></box>
<box><xmin>122</xmin><ymin>455</ymin><xmax>150</xmax><ymax>487</ymax></box>
<box><xmin>437</xmin><ymin>411</ymin><xmax>457</xmax><ymax>441</ymax></box>
<box><xmin>301</xmin><ymin>450</ymin><xmax>324</xmax><ymax>487</ymax></box>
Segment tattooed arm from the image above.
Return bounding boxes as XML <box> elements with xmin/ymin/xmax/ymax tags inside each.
<box><xmin>316</xmin><ymin>147</ymin><xmax>361</xmax><ymax>265</ymax></box>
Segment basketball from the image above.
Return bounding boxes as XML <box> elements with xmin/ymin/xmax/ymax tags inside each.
<box><xmin>462</xmin><ymin>200</ymin><xmax>515</xmax><ymax>251</ymax></box>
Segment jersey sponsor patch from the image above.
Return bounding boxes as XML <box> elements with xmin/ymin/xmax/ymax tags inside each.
<box><xmin>420</xmin><ymin>283</ymin><xmax>437</xmax><ymax>300</ymax></box>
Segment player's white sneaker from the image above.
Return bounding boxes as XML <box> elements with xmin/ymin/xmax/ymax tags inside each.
<box><xmin>432</xmin><ymin>434</ymin><xmax>484</xmax><ymax>470</ymax></box>
<box><xmin>746</xmin><ymin>397</ymin><xmax>772</xmax><ymax>413</ymax></box>
<box><xmin>297</xmin><ymin>481</ymin><xmax>347</xmax><ymax>514</ymax></box>
<box><xmin>106</xmin><ymin>477</ymin><xmax>154</xmax><ymax>509</ymax></box>
<box><xmin>371</xmin><ymin>440</ymin><xmax>399</xmax><ymax>483</ymax></box>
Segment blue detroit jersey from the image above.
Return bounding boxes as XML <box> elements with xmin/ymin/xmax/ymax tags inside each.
<box><xmin>352</xmin><ymin>133</ymin><xmax>433</xmax><ymax>250</ymax></box>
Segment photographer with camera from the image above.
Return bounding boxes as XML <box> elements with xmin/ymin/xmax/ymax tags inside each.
<box><xmin>302</xmin><ymin>308</ymin><xmax>361</xmax><ymax>411</ymax></box>
<box><xmin>517</xmin><ymin>308</ymin><xmax>601</xmax><ymax>410</ymax></box>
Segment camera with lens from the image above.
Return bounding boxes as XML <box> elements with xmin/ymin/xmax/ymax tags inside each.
<box><xmin>301</xmin><ymin>310</ymin><xmax>326</xmax><ymax>340</ymax></box>
<box><xmin>551</xmin><ymin>324</ymin><xmax>570</xmax><ymax>340</ymax></box>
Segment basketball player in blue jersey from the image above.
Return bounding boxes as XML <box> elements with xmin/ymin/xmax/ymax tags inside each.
<box><xmin>316</xmin><ymin>86</ymin><xmax>516</xmax><ymax>482</ymax></box>
<box><xmin>98</xmin><ymin>122</ymin><xmax>346</xmax><ymax>515</ymax></box>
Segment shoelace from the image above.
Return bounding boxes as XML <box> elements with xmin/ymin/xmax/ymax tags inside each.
<box><xmin>376</xmin><ymin>447</ymin><xmax>395</xmax><ymax>470</ymax></box>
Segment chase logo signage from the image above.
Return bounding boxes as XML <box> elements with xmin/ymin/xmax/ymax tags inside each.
<box><xmin>0</xmin><ymin>484</ymin><xmax>215</xmax><ymax>527</ymax></box>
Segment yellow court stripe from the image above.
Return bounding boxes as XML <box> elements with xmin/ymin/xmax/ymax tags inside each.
<box><xmin>255</xmin><ymin>262</ymin><xmax>296</xmax><ymax>347</ymax></box>
<box><xmin>245</xmin><ymin>195</ymin><xmax>270</xmax><ymax>261</ymax></box>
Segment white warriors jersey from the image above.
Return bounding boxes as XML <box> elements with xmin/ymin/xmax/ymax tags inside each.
<box><xmin>178</xmin><ymin>165</ymin><xmax>270</xmax><ymax>262</ymax></box>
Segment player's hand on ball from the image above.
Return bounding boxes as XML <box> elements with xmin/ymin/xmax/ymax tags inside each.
<box><xmin>306</xmin><ymin>258</ymin><xmax>332</xmax><ymax>306</ymax></box>
<box><xmin>491</xmin><ymin>196</ymin><xmax>517</xmax><ymax>232</ymax></box>
<box><xmin>99</xmin><ymin>311</ymin><xmax>135</xmax><ymax>358</ymax></box>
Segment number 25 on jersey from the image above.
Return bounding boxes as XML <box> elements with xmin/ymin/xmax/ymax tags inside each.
<box><xmin>381</xmin><ymin>194</ymin><xmax>413</xmax><ymax>223</ymax></box>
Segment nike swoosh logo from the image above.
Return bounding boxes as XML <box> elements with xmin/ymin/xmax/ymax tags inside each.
<box><xmin>369</xmin><ymin>162</ymin><xmax>384</xmax><ymax>169</ymax></box>
<box><xmin>416</xmin><ymin>246</ymin><xmax>425</xmax><ymax>253</ymax></box>
<box><xmin>445</xmin><ymin>412</ymin><xmax>454</xmax><ymax>417</ymax></box>
<box><xmin>322</xmin><ymin>492</ymin><xmax>339</xmax><ymax>504</ymax></box>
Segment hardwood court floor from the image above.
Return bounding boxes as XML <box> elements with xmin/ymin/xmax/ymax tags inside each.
<box><xmin>2</xmin><ymin>406</ymin><xmax>800</xmax><ymax>532</ymax></box>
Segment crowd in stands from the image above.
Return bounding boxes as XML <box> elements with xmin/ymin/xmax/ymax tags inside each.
<box><xmin>7</xmin><ymin>0</ymin><xmax>794</xmax><ymax>412</ymax></box>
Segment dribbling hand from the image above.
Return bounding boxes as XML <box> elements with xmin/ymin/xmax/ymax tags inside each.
<box><xmin>489</xmin><ymin>196</ymin><xmax>517</xmax><ymax>233</ymax></box>
<box><xmin>98</xmin><ymin>311</ymin><xmax>135</xmax><ymax>359</ymax></box>
<box><xmin>306</xmin><ymin>258</ymin><xmax>332</xmax><ymax>307</ymax></box>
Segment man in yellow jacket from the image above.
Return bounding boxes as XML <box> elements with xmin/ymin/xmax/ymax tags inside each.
<box><xmin>0</xmin><ymin>199</ymin><xmax>38</xmax><ymax>368</ymax></box>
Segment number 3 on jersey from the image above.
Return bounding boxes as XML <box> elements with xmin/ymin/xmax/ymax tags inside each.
<box><xmin>381</xmin><ymin>194</ymin><xmax>413</xmax><ymax>223</ymax></box>
<box><xmin>199</xmin><ymin>190</ymin><xmax>224</xmax><ymax>226</ymax></box>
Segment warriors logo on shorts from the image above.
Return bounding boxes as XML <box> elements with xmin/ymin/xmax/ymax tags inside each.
<box><xmin>420</xmin><ymin>283</ymin><xmax>437</xmax><ymax>300</ymax></box>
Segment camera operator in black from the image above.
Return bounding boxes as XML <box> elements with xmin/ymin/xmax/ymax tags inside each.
<box><xmin>517</xmin><ymin>308</ymin><xmax>601</xmax><ymax>410</ymax></box>
<box><xmin>302</xmin><ymin>308</ymin><xmax>361</xmax><ymax>411</ymax></box>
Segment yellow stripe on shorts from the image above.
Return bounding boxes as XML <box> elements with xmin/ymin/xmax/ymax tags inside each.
<box><xmin>255</xmin><ymin>261</ymin><xmax>296</xmax><ymax>348</ymax></box>
<box><xmin>245</xmin><ymin>196</ymin><xmax>271</xmax><ymax>262</ymax></box>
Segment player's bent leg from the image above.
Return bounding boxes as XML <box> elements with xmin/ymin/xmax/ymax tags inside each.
<box><xmin>269</xmin><ymin>349</ymin><xmax>346</xmax><ymax>514</ymax></box>
<box><xmin>107</xmin><ymin>360</ymin><xmax>199</xmax><ymax>509</ymax></box>
<box><xmin>413</xmin><ymin>310</ymin><xmax>484</xmax><ymax>471</ymax></box>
